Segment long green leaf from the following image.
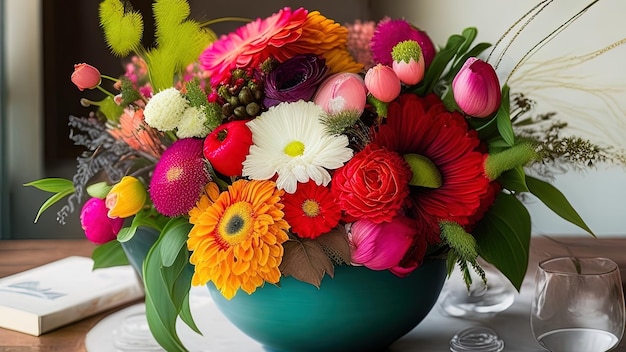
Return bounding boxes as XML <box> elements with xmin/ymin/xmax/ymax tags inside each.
<box><xmin>526</xmin><ymin>176</ymin><xmax>595</xmax><ymax>236</ymax></box>
<box><xmin>160</xmin><ymin>217</ymin><xmax>193</xmax><ymax>267</ymax></box>
<box><xmin>92</xmin><ymin>240</ymin><xmax>130</xmax><ymax>269</ymax></box>
<box><xmin>32</xmin><ymin>188</ymin><xmax>75</xmax><ymax>223</ymax></box>
<box><xmin>495</xmin><ymin>86</ymin><xmax>514</xmax><ymax>146</ymax></box>
<box><xmin>143</xmin><ymin>236</ymin><xmax>189</xmax><ymax>351</ymax></box>
<box><xmin>473</xmin><ymin>193</ymin><xmax>531</xmax><ymax>291</ymax></box>
<box><xmin>23</xmin><ymin>178</ymin><xmax>74</xmax><ymax>193</ymax></box>
<box><xmin>498</xmin><ymin>166</ymin><xmax>529</xmax><ymax>193</ymax></box>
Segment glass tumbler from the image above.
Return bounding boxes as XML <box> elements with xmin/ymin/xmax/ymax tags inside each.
<box><xmin>531</xmin><ymin>256</ymin><xmax>625</xmax><ymax>352</ymax></box>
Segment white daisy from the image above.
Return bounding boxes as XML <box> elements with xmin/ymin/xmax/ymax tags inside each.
<box><xmin>176</xmin><ymin>106</ymin><xmax>209</xmax><ymax>138</ymax></box>
<box><xmin>143</xmin><ymin>87</ymin><xmax>188</xmax><ymax>132</ymax></box>
<box><xmin>242</xmin><ymin>100</ymin><xmax>353</xmax><ymax>194</ymax></box>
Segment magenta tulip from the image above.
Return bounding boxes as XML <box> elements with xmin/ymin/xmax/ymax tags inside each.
<box><xmin>80</xmin><ymin>197</ymin><xmax>124</xmax><ymax>244</ymax></box>
<box><xmin>452</xmin><ymin>57</ymin><xmax>502</xmax><ymax>118</ymax></box>
<box><xmin>364</xmin><ymin>64</ymin><xmax>401</xmax><ymax>103</ymax></box>
<box><xmin>348</xmin><ymin>216</ymin><xmax>416</xmax><ymax>271</ymax></box>
<box><xmin>313</xmin><ymin>72</ymin><xmax>367</xmax><ymax>115</ymax></box>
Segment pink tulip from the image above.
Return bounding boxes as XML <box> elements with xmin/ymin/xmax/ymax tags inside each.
<box><xmin>313</xmin><ymin>73</ymin><xmax>367</xmax><ymax>115</ymax></box>
<box><xmin>364</xmin><ymin>64</ymin><xmax>401</xmax><ymax>103</ymax></box>
<box><xmin>71</xmin><ymin>63</ymin><xmax>102</xmax><ymax>91</ymax></box>
<box><xmin>452</xmin><ymin>57</ymin><xmax>501</xmax><ymax>118</ymax></box>
<box><xmin>80</xmin><ymin>197</ymin><xmax>124</xmax><ymax>244</ymax></box>
<box><xmin>348</xmin><ymin>216</ymin><xmax>416</xmax><ymax>271</ymax></box>
<box><xmin>391</xmin><ymin>40</ymin><xmax>425</xmax><ymax>85</ymax></box>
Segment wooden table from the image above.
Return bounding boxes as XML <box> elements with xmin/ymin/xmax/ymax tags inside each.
<box><xmin>0</xmin><ymin>236</ymin><xmax>624</xmax><ymax>351</ymax></box>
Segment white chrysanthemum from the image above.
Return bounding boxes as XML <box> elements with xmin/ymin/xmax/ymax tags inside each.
<box><xmin>176</xmin><ymin>106</ymin><xmax>209</xmax><ymax>138</ymax></box>
<box><xmin>143</xmin><ymin>87</ymin><xmax>188</xmax><ymax>132</ymax></box>
<box><xmin>242</xmin><ymin>100</ymin><xmax>353</xmax><ymax>194</ymax></box>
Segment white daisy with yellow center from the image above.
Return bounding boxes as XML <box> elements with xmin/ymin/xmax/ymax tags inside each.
<box><xmin>242</xmin><ymin>100</ymin><xmax>353</xmax><ymax>194</ymax></box>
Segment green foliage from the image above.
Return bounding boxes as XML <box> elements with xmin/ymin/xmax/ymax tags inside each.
<box><xmin>414</xmin><ymin>27</ymin><xmax>491</xmax><ymax>96</ymax></box>
<box><xmin>119</xmin><ymin>76</ymin><xmax>143</xmax><ymax>106</ymax></box>
<box><xmin>526</xmin><ymin>176</ymin><xmax>595</xmax><ymax>236</ymax></box>
<box><xmin>99</xmin><ymin>0</ymin><xmax>144</xmax><ymax>57</ymax></box>
<box><xmin>143</xmin><ymin>217</ymin><xmax>198</xmax><ymax>352</ymax></box>
<box><xmin>117</xmin><ymin>208</ymin><xmax>170</xmax><ymax>243</ymax></box>
<box><xmin>495</xmin><ymin>86</ymin><xmax>515</xmax><ymax>146</ymax></box>
<box><xmin>98</xmin><ymin>96</ymin><xmax>125</xmax><ymax>123</ymax></box>
<box><xmin>23</xmin><ymin>178</ymin><xmax>75</xmax><ymax>223</ymax></box>
<box><xmin>147</xmin><ymin>0</ymin><xmax>216</xmax><ymax>91</ymax></box>
<box><xmin>92</xmin><ymin>240</ymin><xmax>130</xmax><ymax>269</ymax></box>
<box><xmin>473</xmin><ymin>193</ymin><xmax>531</xmax><ymax>291</ymax></box>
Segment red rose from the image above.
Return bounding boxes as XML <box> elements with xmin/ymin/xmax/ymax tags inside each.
<box><xmin>332</xmin><ymin>144</ymin><xmax>412</xmax><ymax>224</ymax></box>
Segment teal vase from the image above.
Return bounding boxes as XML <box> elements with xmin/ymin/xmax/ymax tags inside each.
<box><xmin>119</xmin><ymin>226</ymin><xmax>160</xmax><ymax>278</ymax></box>
<box><xmin>207</xmin><ymin>259</ymin><xmax>447</xmax><ymax>352</ymax></box>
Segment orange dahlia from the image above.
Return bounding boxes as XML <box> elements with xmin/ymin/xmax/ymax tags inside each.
<box><xmin>187</xmin><ymin>179</ymin><xmax>290</xmax><ymax>299</ymax></box>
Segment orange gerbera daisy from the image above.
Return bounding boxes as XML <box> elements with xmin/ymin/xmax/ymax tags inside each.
<box><xmin>187</xmin><ymin>179</ymin><xmax>290</xmax><ymax>299</ymax></box>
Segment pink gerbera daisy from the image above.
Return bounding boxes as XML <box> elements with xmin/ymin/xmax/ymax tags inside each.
<box><xmin>149</xmin><ymin>138</ymin><xmax>209</xmax><ymax>216</ymax></box>
<box><xmin>199</xmin><ymin>7</ymin><xmax>308</xmax><ymax>86</ymax></box>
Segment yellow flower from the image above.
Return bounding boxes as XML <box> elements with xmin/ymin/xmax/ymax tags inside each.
<box><xmin>105</xmin><ymin>176</ymin><xmax>147</xmax><ymax>218</ymax></box>
<box><xmin>187</xmin><ymin>179</ymin><xmax>289</xmax><ymax>299</ymax></box>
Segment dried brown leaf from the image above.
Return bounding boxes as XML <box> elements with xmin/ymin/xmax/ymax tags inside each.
<box><xmin>279</xmin><ymin>237</ymin><xmax>335</xmax><ymax>288</ymax></box>
<box><xmin>314</xmin><ymin>226</ymin><xmax>352</xmax><ymax>266</ymax></box>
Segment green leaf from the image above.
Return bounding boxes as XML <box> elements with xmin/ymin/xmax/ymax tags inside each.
<box><xmin>473</xmin><ymin>193</ymin><xmax>531</xmax><ymax>291</ymax></box>
<box><xmin>160</xmin><ymin>217</ymin><xmax>193</xmax><ymax>267</ymax></box>
<box><xmin>495</xmin><ymin>86</ymin><xmax>514</xmax><ymax>146</ymax></box>
<box><xmin>498</xmin><ymin>166</ymin><xmax>529</xmax><ymax>193</ymax></box>
<box><xmin>417</xmin><ymin>34</ymin><xmax>465</xmax><ymax>95</ymax></box>
<box><xmin>23</xmin><ymin>178</ymin><xmax>74</xmax><ymax>193</ymax></box>
<box><xmin>117</xmin><ymin>226</ymin><xmax>137</xmax><ymax>243</ymax></box>
<box><xmin>31</xmin><ymin>188</ymin><xmax>75</xmax><ymax>223</ymax></box>
<box><xmin>526</xmin><ymin>176</ymin><xmax>595</xmax><ymax>236</ymax></box>
<box><xmin>92</xmin><ymin>240</ymin><xmax>130</xmax><ymax>269</ymax></box>
<box><xmin>143</xmin><ymin>235</ymin><xmax>190</xmax><ymax>351</ymax></box>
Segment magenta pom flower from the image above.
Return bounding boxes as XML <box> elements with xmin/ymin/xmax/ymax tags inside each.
<box><xmin>370</xmin><ymin>18</ymin><xmax>436</xmax><ymax>69</ymax></box>
<box><xmin>149</xmin><ymin>138</ymin><xmax>209</xmax><ymax>216</ymax></box>
<box><xmin>80</xmin><ymin>197</ymin><xmax>124</xmax><ymax>244</ymax></box>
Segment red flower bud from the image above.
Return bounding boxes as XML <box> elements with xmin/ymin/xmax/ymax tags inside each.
<box><xmin>203</xmin><ymin>120</ymin><xmax>253</xmax><ymax>177</ymax></box>
<box><xmin>71</xmin><ymin>63</ymin><xmax>102</xmax><ymax>91</ymax></box>
<box><xmin>452</xmin><ymin>57</ymin><xmax>501</xmax><ymax>118</ymax></box>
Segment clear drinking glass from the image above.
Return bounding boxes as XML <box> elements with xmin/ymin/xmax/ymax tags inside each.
<box><xmin>531</xmin><ymin>256</ymin><xmax>625</xmax><ymax>352</ymax></box>
<box><xmin>439</xmin><ymin>257</ymin><xmax>516</xmax><ymax>318</ymax></box>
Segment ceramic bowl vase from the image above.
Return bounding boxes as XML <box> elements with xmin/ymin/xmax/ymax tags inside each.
<box><xmin>208</xmin><ymin>259</ymin><xmax>447</xmax><ymax>352</ymax></box>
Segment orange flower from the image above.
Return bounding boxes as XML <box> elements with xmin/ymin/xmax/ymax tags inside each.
<box><xmin>108</xmin><ymin>108</ymin><xmax>167</xmax><ymax>160</ymax></box>
<box><xmin>187</xmin><ymin>179</ymin><xmax>289</xmax><ymax>299</ymax></box>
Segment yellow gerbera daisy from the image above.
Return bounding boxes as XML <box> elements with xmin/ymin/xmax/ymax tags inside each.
<box><xmin>187</xmin><ymin>179</ymin><xmax>289</xmax><ymax>299</ymax></box>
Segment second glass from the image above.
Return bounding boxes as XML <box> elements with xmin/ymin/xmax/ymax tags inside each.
<box><xmin>530</xmin><ymin>256</ymin><xmax>625</xmax><ymax>352</ymax></box>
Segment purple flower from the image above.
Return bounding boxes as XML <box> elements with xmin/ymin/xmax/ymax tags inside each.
<box><xmin>263</xmin><ymin>54</ymin><xmax>329</xmax><ymax>108</ymax></box>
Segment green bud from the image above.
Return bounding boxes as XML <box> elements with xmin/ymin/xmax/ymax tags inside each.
<box><xmin>86</xmin><ymin>181</ymin><xmax>113</xmax><ymax>199</ymax></box>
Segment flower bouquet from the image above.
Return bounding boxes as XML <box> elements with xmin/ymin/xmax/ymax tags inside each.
<box><xmin>26</xmin><ymin>0</ymin><xmax>621</xmax><ymax>351</ymax></box>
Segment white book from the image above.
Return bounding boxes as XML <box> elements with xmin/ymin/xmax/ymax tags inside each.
<box><xmin>0</xmin><ymin>256</ymin><xmax>144</xmax><ymax>336</ymax></box>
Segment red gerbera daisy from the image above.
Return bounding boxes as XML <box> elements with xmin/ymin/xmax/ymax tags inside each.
<box><xmin>373</xmin><ymin>93</ymin><xmax>492</xmax><ymax>244</ymax></box>
<box><xmin>282</xmin><ymin>181</ymin><xmax>341</xmax><ymax>239</ymax></box>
